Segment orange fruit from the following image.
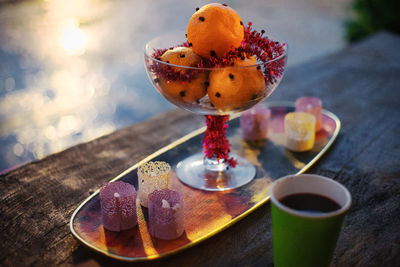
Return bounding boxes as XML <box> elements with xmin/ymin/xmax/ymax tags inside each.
<box><xmin>208</xmin><ymin>58</ymin><xmax>265</xmax><ymax>111</ymax></box>
<box><xmin>187</xmin><ymin>3</ymin><xmax>244</xmax><ymax>58</ymax></box>
<box><xmin>160</xmin><ymin>46</ymin><xmax>202</xmax><ymax>73</ymax></box>
<box><xmin>232</xmin><ymin>55</ymin><xmax>257</xmax><ymax>66</ymax></box>
<box><xmin>158</xmin><ymin>72</ymin><xmax>208</xmax><ymax>104</ymax></box>
<box><xmin>158</xmin><ymin>47</ymin><xmax>208</xmax><ymax>103</ymax></box>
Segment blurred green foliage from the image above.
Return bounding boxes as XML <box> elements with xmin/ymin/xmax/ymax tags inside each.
<box><xmin>346</xmin><ymin>0</ymin><xmax>400</xmax><ymax>42</ymax></box>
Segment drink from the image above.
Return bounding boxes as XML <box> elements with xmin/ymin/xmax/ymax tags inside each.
<box><xmin>270</xmin><ymin>174</ymin><xmax>352</xmax><ymax>267</ymax></box>
<box><xmin>279</xmin><ymin>193</ymin><xmax>341</xmax><ymax>214</ymax></box>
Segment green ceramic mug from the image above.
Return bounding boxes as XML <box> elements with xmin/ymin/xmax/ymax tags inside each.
<box><xmin>270</xmin><ymin>174</ymin><xmax>351</xmax><ymax>267</ymax></box>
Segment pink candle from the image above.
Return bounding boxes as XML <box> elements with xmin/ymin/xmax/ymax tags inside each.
<box><xmin>240</xmin><ymin>106</ymin><xmax>271</xmax><ymax>141</ymax></box>
<box><xmin>148</xmin><ymin>189</ymin><xmax>184</xmax><ymax>240</ymax></box>
<box><xmin>295</xmin><ymin>97</ymin><xmax>322</xmax><ymax>132</ymax></box>
<box><xmin>99</xmin><ymin>181</ymin><xmax>138</xmax><ymax>232</ymax></box>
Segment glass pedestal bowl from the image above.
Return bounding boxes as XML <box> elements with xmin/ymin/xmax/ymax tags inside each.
<box><xmin>144</xmin><ymin>30</ymin><xmax>287</xmax><ymax>191</ymax></box>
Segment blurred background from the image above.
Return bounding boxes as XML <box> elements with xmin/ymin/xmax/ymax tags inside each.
<box><xmin>0</xmin><ymin>0</ymin><xmax>398</xmax><ymax>172</ymax></box>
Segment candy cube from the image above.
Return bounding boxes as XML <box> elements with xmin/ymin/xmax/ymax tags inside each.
<box><xmin>137</xmin><ymin>161</ymin><xmax>170</xmax><ymax>207</ymax></box>
<box><xmin>148</xmin><ymin>189</ymin><xmax>184</xmax><ymax>240</ymax></box>
<box><xmin>99</xmin><ymin>181</ymin><xmax>137</xmax><ymax>231</ymax></box>
<box><xmin>240</xmin><ymin>106</ymin><xmax>271</xmax><ymax>141</ymax></box>
<box><xmin>284</xmin><ymin>112</ymin><xmax>316</xmax><ymax>152</ymax></box>
<box><xmin>295</xmin><ymin>96</ymin><xmax>322</xmax><ymax>132</ymax></box>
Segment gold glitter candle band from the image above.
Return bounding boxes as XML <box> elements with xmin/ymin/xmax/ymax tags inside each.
<box><xmin>137</xmin><ymin>161</ymin><xmax>170</xmax><ymax>207</ymax></box>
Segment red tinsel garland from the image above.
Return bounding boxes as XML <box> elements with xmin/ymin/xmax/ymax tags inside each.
<box><xmin>149</xmin><ymin>23</ymin><xmax>286</xmax><ymax>84</ymax></box>
<box><xmin>203</xmin><ymin>115</ymin><xmax>237</xmax><ymax>168</ymax></box>
<box><xmin>149</xmin><ymin>23</ymin><xmax>286</xmax><ymax>168</ymax></box>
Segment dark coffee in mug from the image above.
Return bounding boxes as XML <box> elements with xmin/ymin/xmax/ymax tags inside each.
<box><xmin>279</xmin><ymin>193</ymin><xmax>341</xmax><ymax>213</ymax></box>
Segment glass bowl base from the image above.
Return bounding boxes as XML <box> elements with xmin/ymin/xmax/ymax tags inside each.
<box><xmin>176</xmin><ymin>153</ymin><xmax>256</xmax><ymax>191</ymax></box>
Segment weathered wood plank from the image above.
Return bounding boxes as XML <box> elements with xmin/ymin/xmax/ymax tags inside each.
<box><xmin>1</xmin><ymin>32</ymin><xmax>400</xmax><ymax>266</ymax></box>
<box><xmin>0</xmin><ymin>110</ymin><xmax>203</xmax><ymax>266</ymax></box>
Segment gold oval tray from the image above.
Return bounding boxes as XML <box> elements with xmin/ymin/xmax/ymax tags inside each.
<box><xmin>70</xmin><ymin>101</ymin><xmax>340</xmax><ymax>261</ymax></box>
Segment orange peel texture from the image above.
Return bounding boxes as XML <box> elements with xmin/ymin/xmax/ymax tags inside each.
<box><xmin>208</xmin><ymin>58</ymin><xmax>265</xmax><ymax>111</ymax></box>
<box><xmin>160</xmin><ymin>46</ymin><xmax>201</xmax><ymax>73</ymax></box>
<box><xmin>159</xmin><ymin>47</ymin><xmax>208</xmax><ymax>103</ymax></box>
<box><xmin>187</xmin><ymin>3</ymin><xmax>244</xmax><ymax>58</ymax></box>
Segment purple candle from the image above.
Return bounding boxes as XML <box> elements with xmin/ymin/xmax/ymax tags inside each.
<box><xmin>240</xmin><ymin>106</ymin><xmax>271</xmax><ymax>141</ymax></box>
<box><xmin>148</xmin><ymin>189</ymin><xmax>184</xmax><ymax>240</ymax></box>
<box><xmin>99</xmin><ymin>181</ymin><xmax>138</xmax><ymax>232</ymax></box>
<box><xmin>295</xmin><ymin>97</ymin><xmax>322</xmax><ymax>132</ymax></box>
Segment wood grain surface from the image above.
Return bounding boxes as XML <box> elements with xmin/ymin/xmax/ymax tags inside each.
<box><xmin>1</xmin><ymin>32</ymin><xmax>400</xmax><ymax>266</ymax></box>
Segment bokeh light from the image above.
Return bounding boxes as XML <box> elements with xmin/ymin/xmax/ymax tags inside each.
<box><xmin>0</xmin><ymin>0</ymin><xmax>348</xmax><ymax>172</ymax></box>
<box><xmin>61</xmin><ymin>18</ymin><xmax>86</xmax><ymax>56</ymax></box>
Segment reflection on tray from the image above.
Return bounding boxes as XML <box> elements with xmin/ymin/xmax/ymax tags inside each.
<box><xmin>70</xmin><ymin>101</ymin><xmax>340</xmax><ymax>261</ymax></box>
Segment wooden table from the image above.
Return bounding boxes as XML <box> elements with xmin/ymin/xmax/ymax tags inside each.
<box><xmin>1</xmin><ymin>32</ymin><xmax>400</xmax><ymax>266</ymax></box>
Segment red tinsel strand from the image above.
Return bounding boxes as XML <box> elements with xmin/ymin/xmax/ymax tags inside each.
<box><xmin>203</xmin><ymin>115</ymin><xmax>237</xmax><ymax>168</ymax></box>
<box><xmin>150</xmin><ymin>23</ymin><xmax>286</xmax><ymax>85</ymax></box>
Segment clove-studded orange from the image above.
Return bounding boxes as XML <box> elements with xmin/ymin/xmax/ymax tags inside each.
<box><xmin>158</xmin><ymin>47</ymin><xmax>208</xmax><ymax>103</ymax></box>
<box><xmin>208</xmin><ymin>57</ymin><xmax>265</xmax><ymax>111</ymax></box>
<box><xmin>187</xmin><ymin>3</ymin><xmax>244</xmax><ymax>58</ymax></box>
